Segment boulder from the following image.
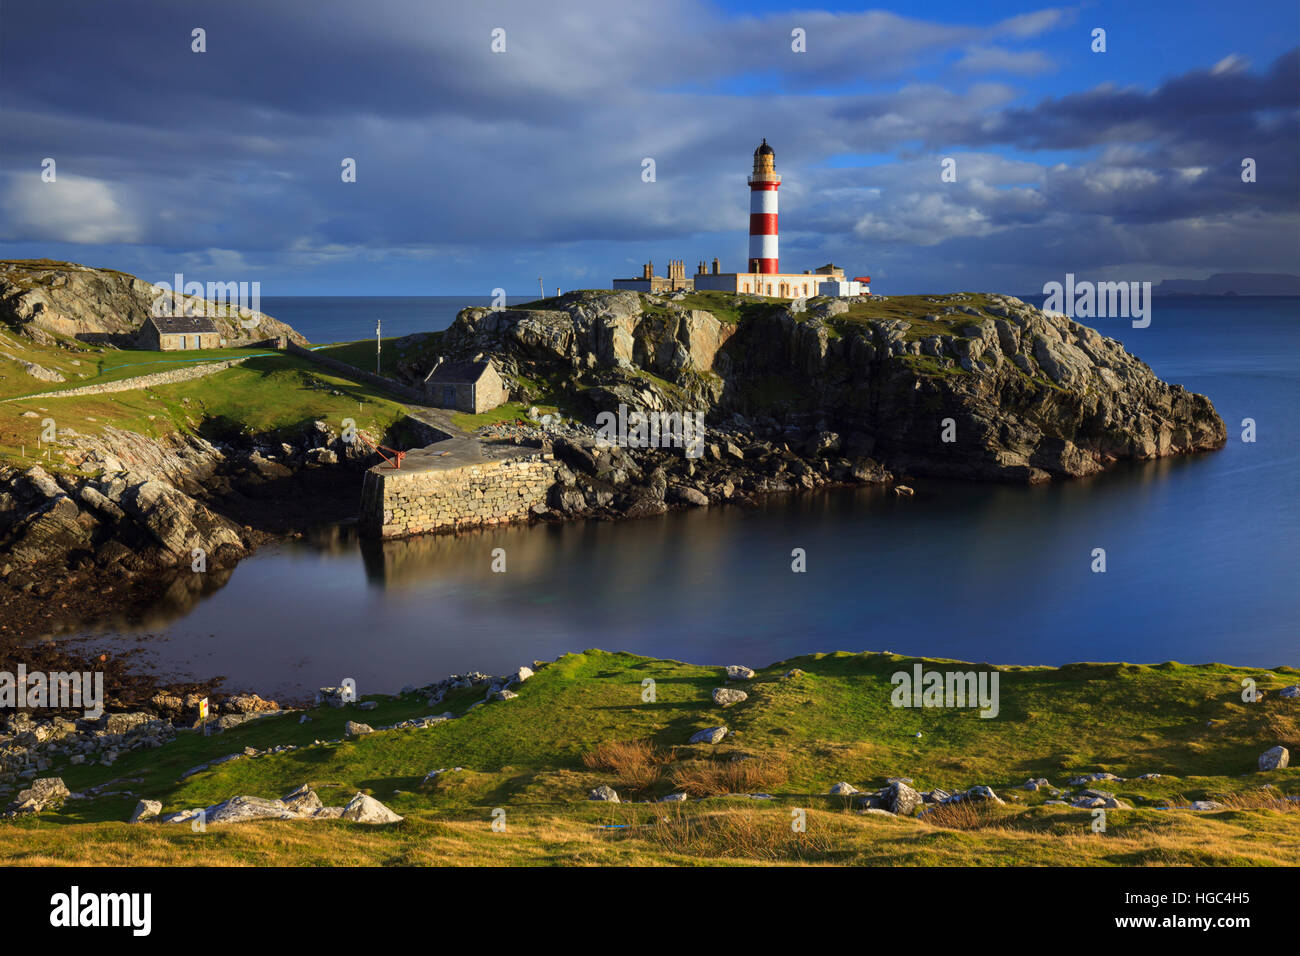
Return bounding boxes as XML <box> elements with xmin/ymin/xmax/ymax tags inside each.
<box><xmin>149</xmin><ymin>693</ymin><xmax>185</xmax><ymax>714</ymax></box>
<box><xmin>10</xmin><ymin>777</ymin><xmax>70</xmax><ymax>813</ymax></box>
<box><xmin>102</xmin><ymin>712</ymin><xmax>154</xmax><ymax>736</ymax></box>
<box><xmin>315</xmin><ymin>686</ymin><xmax>353</xmax><ymax>708</ymax></box>
<box><xmin>712</xmin><ymin>687</ymin><xmax>748</xmax><ymax>706</ymax></box>
<box><xmin>206</xmin><ymin>795</ymin><xmax>297</xmax><ymax>824</ymax></box>
<box><xmin>340</xmin><ymin>792</ymin><xmax>403</xmax><ymax>824</ymax></box>
<box><xmin>961</xmin><ymin>785</ymin><xmax>1005</xmax><ymax>805</ymax></box>
<box><xmin>589</xmin><ymin>785</ymin><xmax>620</xmax><ymax>802</ymax></box>
<box><xmin>667</xmin><ymin>484</ymin><xmax>709</xmax><ymax>507</ymax></box>
<box><xmin>828</xmin><ymin>782</ymin><xmax>858</xmax><ymax>796</ymax></box>
<box><xmin>884</xmin><ymin>780</ymin><xmax>922</xmax><ymax>816</ymax></box>
<box><xmin>281</xmin><ymin>785</ymin><xmax>323</xmax><ymax>814</ymax></box>
<box><xmin>725</xmin><ymin>665</ymin><xmax>756</xmax><ymax>681</ymax></box>
<box><xmin>344</xmin><ymin>721</ymin><xmax>374</xmax><ymax>737</ymax></box>
<box><xmin>1259</xmin><ymin>746</ymin><xmax>1290</xmax><ymax>771</ymax></box>
<box><xmin>1278</xmin><ymin>685</ymin><xmax>1300</xmax><ymax>699</ymax></box>
<box><xmin>248</xmin><ymin>452</ymin><xmax>292</xmax><ymax>479</ymax></box>
<box><xmin>689</xmin><ymin>726</ymin><xmax>728</xmax><ymax>745</ymax></box>
<box><xmin>130</xmin><ymin>799</ymin><xmax>162</xmax><ymax>823</ymax></box>
<box><xmin>222</xmin><ymin>693</ymin><xmax>278</xmax><ymax>714</ymax></box>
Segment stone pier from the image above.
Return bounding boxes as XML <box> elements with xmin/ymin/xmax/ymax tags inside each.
<box><xmin>359</xmin><ymin>437</ymin><xmax>558</xmax><ymax>539</ymax></box>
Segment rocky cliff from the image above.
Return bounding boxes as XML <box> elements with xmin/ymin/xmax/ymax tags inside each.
<box><xmin>0</xmin><ymin>259</ymin><xmax>306</xmax><ymax>346</ymax></box>
<box><xmin>437</xmin><ymin>289</ymin><xmax>1226</xmax><ymax>482</ymax></box>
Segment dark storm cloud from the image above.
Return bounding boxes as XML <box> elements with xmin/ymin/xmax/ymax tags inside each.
<box><xmin>0</xmin><ymin>0</ymin><xmax>1294</xmax><ymax>291</ymax></box>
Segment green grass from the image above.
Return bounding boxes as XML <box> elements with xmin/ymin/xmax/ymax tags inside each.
<box><xmin>0</xmin><ymin>352</ymin><xmax>414</xmax><ymax>471</ymax></box>
<box><xmin>2</xmin><ymin>346</ymin><xmax>278</xmax><ymax>402</ymax></box>
<box><xmin>315</xmin><ymin>333</ymin><xmax>443</xmax><ymax>379</ymax></box>
<box><xmin>451</xmin><ymin>401</ymin><xmax>559</xmax><ymax>432</ymax></box>
<box><xmin>3</xmin><ymin>650</ymin><xmax>1295</xmax><ymax>865</ymax></box>
<box><xmin>827</xmin><ymin>293</ymin><xmax>1004</xmax><ymax>342</ymax></box>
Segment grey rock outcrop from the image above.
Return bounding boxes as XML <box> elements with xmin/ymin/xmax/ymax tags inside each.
<box><xmin>129</xmin><ymin>799</ymin><xmax>162</xmax><ymax>823</ymax></box>
<box><xmin>884</xmin><ymin>780</ymin><xmax>922</xmax><ymax>816</ymax></box>
<box><xmin>0</xmin><ymin>260</ymin><xmax>305</xmax><ymax>347</ymax></box>
<box><xmin>8</xmin><ymin>777</ymin><xmax>70</xmax><ymax>814</ymax></box>
<box><xmin>689</xmin><ymin>726</ymin><xmax>728</xmax><ymax>745</ymax></box>
<box><xmin>206</xmin><ymin>795</ymin><xmax>298</xmax><ymax>824</ymax></box>
<box><xmin>340</xmin><ymin>792</ymin><xmax>403</xmax><ymax>823</ymax></box>
<box><xmin>435</xmin><ymin>290</ymin><xmax>1224</xmax><ymax>484</ymax></box>
<box><xmin>1258</xmin><ymin>745</ymin><xmax>1289</xmax><ymax>771</ymax></box>
<box><xmin>281</xmin><ymin>785</ymin><xmax>323</xmax><ymax>814</ymax></box>
<box><xmin>712</xmin><ymin>687</ymin><xmax>748</xmax><ymax>706</ymax></box>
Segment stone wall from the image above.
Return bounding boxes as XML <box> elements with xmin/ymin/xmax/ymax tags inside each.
<box><xmin>359</xmin><ymin>453</ymin><xmax>558</xmax><ymax>538</ymax></box>
<box><xmin>1</xmin><ymin>357</ymin><xmax>252</xmax><ymax>403</ymax></box>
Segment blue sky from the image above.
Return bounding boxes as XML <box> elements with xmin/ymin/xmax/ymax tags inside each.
<box><xmin>1</xmin><ymin>0</ymin><xmax>1297</xmax><ymax>297</ymax></box>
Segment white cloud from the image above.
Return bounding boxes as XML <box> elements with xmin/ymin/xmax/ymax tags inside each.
<box><xmin>1211</xmin><ymin>54</ymin><xmax>1250</xmax><ymax>75</ymax></box>
<box><xmin>955</xmin><ymin>46</ymin><xmax>1055</xmax><ymax>76</ymax></box>
<box><xmin>991</xmin><ymin>8</ymin><xmax>1074</xmax><ymax>38</ymax></box>
<box><xmin>2</xmin><ymin>173</ymin><xmax>141</xmax><ymax>244</ymax></box>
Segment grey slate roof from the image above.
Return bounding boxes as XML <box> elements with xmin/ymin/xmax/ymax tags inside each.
<box><xmin>426</xmin><ymin>360</ymin><xmax>491</xmax><ymax>384</ymax></box>
<box><xmin>148</xmin><ymin>315</ymin><xmax>219</xmax><ymax>334</ymax></box>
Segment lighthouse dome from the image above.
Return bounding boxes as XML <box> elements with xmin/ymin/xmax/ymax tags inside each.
<box><xmin>755</xmin><ymin>139</ymin><xmax>774</xmax><ymax>157</ymax></box>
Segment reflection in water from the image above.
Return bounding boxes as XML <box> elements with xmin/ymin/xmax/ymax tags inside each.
<box><xmin>67</xmin><ymin>443</ymin><xmax>1298</xmax><ymax>703</ymax></box>
<box><xmin>62</xmin><ymin>301</ymin><xmax>1300</xmax><ymax>699</ymax></box>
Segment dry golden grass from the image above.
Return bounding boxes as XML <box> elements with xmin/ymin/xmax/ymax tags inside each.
<box><xmin>918</xmin><ymin>800</ymin><xmax>1001</xmax><ymax>831</ymax></box>
<box><xmin>668</xmin><ymin>757</ymin><xmax>789</xmax><ymax>798</ymax></box>
<box><xmin>1214</xmin><ymin>787</ymin><xmax>1299</xmax><ymax>812</ymax></box>
<box><xmin>581</xmin><ymin>739</ymin><xmax>673</xmax><ymax>792</ymax></box>
<box><xmin>2</xmin><ymin>803</ymin><xmax>1297</xmax><ymax>867</ymax></box>
<box><xmin>1261</xmin><ymin>711</ymin><xmax>1300</xmax><ymax>752</ymax></box>
<box><xmin>631</xmin><ymin>805</ymin><xmax>839</xmax><ymax>863</ymax></box>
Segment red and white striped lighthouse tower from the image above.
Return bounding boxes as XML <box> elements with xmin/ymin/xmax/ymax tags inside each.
<box><xmin>747</xmin><ymin>139</ymin><xmax>781</xmax><ymax>274</ymax></box>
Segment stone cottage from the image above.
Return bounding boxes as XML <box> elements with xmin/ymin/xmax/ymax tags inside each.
<box><xmin>424</xmin><ymin>358</ymin><xmax>507</xmax><ymax>414</ymax></box>
<box><xmin>137</xmin><ymin>315</ymin><xmax>222</xmax><ymax>351</ymax></box>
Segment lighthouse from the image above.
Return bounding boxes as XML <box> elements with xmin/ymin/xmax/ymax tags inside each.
<box><xmin>613</xmin><ymin>139</ymin><xmax>871</xmax><ymax>299</ymax></box>
<box><xmin>747</xmin><ymin>138</ymin><xmax>781</xmax><ymax>274</ymax></box>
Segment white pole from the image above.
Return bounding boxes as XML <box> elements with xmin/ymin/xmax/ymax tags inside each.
<box><xmin>375</xmin><ymin>318</ymin><xmax>381</xmax><ymax>373</ymax></box>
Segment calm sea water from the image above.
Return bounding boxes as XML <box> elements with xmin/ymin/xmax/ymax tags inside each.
<box><xmin>64</xmin><ymin>297</ymin><xmax>1300</xmax><ymax>699</ymax></box>
<box><xmin>261</xmin><ymin>296</ymin><xmax>486</xmax><ymax>344</ymax></box>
